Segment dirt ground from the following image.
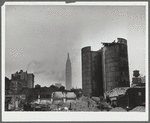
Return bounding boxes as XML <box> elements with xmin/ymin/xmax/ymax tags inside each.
<box><xmin>17</xmin><ymin>95</ymin><xmax>145</xmax><ymax>112</ymax></box>
<box><xmin>50</xmin><ymin>96</ymin><xmax>145</xmax><ymax>112</ymax></box>
<box><xmin>50</xmin><ymin>96</ymin><xmax>101</xmax><ymax>111</ymax></box>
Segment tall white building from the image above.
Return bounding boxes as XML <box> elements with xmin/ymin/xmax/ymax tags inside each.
<box><xmin>65</xmin><ymin>53</ymin><xmax>72</xmax><ymax>90</ymax></box>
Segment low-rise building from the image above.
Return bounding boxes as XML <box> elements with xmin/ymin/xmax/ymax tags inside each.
<box><xmin>27</xmin><ymin>73</ymin><xmax>34</xmax><ymax>88</ymax></box>
<box><xmin>132</xmin><ymin>70</ymin><xmax>145</xmax><ymax>85</ymax></box>
<box><xmin>11</xmin><ymin>70</ymin><xmax>34</xmax><ymax>88</ymax></box>
<box><xmin>10</xmin><ymin>81</ymin><xmax>22</xmax><ymax>94</ymax></box>
<box><xmin>55</xmin><ymin>83</ymin><xmax>63</xmax><ymax>88</ymax></box>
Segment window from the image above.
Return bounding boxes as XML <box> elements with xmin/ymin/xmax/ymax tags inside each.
<box><xmin>138</xmin><ymin>92</ymin><xmax>142</xmax><ymax>96</ymax></box>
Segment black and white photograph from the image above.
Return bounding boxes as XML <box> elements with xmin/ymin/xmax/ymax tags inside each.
<box><xmin>2</xmin><ymin>1</ymin><xmax>148</xmax><ymax>121</ymax></box>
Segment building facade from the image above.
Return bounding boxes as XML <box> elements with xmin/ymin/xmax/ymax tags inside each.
<box><xmin>11</xmin><ymin>70</ymin><xmax>34</xmax><ymax>89</ymax></box>
<box><xmin>81</xmin><ymin>46</ymin><xmax>103</xmax><ymax>97</ymax></box>
<box><xmin>27</xmin><ymin>73</ymin><xmax>35</xmax><ymax>88</ymax></box>
<box><xmin>5</xmin><ymin>77</ymin><xmax>11</xmax><ymax>94</ymax></box>
<box><xmin>11</xmin><ymin>70</ymin><xmax>28</xmax><ymax>88</ymax></box>
<box><xmin>102</xmin><ymin>38</ymin><xmax>130</xmax><ymax>92</ymax></box>
<box><xmin>132</xmin><ymin>77</ymin><xmax>142</xmax><ymax>84</ymax></box>
<box><xmin>10</xmin><ymin>81</ymin><xmax>22</xmax><ymax>94</ymax></box>
<box><xmin>132</xmin><ymin>70</ymin><xmax>144</xmax><ymax>85</ymax></box>
<box><xmin>81</xmin><ymin>38</ymin><xmax>130</xmax><ymax>96</ymax></box>
<box><xmin>65</xmin><ymin>53</ymin><xmax>72</xmax><ymax>90</ymax></box>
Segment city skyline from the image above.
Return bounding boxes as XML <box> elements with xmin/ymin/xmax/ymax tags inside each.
<box><xmin>5</xmin><ymin>4</ymin><xmax>146</xmax><ymax>88</ymax></box>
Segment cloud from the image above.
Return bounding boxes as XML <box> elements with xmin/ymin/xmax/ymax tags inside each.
<box><xmin>27</xmin><ymin>59</ymin><xmax>65</xmax><ymax>86</ymax></box>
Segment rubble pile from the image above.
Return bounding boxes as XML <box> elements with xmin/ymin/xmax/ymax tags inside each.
<box><xmin>50</xmin><ymin>101</ymin><xmax>67</xmax><ymax>111</ymax></box>
<box><xmin>49</xmin><ymin>96</ymin><xmax>100</xmax><ymax>111</ymax></box>
<box><xmin>26</xmin><ymin>96</ymin><xmax>112</xmax><ymax>111</ymax></box>
<box><xmin>129</xmin><ymin>106</ymin><xmax>145</xmax><ymax>112</ymax></box>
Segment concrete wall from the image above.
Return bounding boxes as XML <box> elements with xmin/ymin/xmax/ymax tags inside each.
<box><xmin>102</xmin><ymin>38</ymin><xmax>130</xmax><ymax>92</ymax></box>
<box><xmin>82</xmin><ymin>47</ymin><xmax>103</xmax><ymax>97</ymax></box>
<box><xmin>132</xmin><ymin>77</ymin><xmax>142</xmax><ymax>84</ymax></box>
<box><xmin>27</xmin><ymin>74</ymin><xmax>34</xmax><ymax>88</ymax></box>
<box><xmin>91</xmin><ymin>50</ymin><xmax>103</xmax><ymax>96</ymax></box>
<box><xmin>82</xmin><ymin>46</ymin><xmax>92</xmax><ymax>96</ymax></box>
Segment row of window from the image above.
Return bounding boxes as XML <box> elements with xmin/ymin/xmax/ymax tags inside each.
<box><xmin>105</xmin><ymin>66</ymin><xmax>120</xmax><ymax>72</ymax></box>
<box><xmin>105</xmin><ymin>71</ymin><xmax>120</xmax><ymax>77</ymax></box>
<box><xmin>105</xmin><ymin>58</ymin><xmax>119</xmax><ymax>63</ymax></box>
<box><xmin>105</xmin><ymin>62</ymin><xmax>119</xmax><ymax>68</ymax></box>
<box><xmin>105</xmin><ymin>76</ymin><xmax>129</xmax><ymax>82</ymax></box>
<box><xmin>82</xmin><ymin>81</ymin><xmax>92</xmax><ymax>85</ymax></box>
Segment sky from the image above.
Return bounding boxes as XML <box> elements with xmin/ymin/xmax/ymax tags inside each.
<box><xmin>5</xmin><ymin>4</ymin><xmax>146</xmax><ymax>88</ymax></box>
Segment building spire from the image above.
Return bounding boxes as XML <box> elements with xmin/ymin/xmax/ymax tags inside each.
<box><xmin>68</xmin><ymin>53</ymin><xmax>69</xmax><ymax>59</ymax></box>
<box><xmin>66</xmin><ymin>53</ymin><xmax>71</xmax><ymax>65</ymax></box>
<box><xmin>66</xmin><ymin>52</ymin><xmax>72</xmax><ymax>90</ymax></box>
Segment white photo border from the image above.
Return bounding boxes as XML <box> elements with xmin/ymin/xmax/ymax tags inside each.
<box><xmin>2</xmin><ymin>1</ymin><xmax>149</xmax><ymax>121</ymax></box>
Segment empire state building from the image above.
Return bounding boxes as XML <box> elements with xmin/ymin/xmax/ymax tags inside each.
<box><xmin>65</xmin><ymin>53</ymin><xmax>72</xmax><ymax>90</ymax></box>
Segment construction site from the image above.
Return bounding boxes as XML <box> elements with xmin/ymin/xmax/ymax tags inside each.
<box><xmin>5</xmin><ymin>85</ymin><xmax>145</xmax><ymax>112</ymax></box>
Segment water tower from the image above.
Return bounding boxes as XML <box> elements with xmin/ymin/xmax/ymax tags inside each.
<box><xmin>132</xmin><ymin>70</ymin><xmax>141</xmax><ymax>85</ymax></box>
<box><xmin>133</xmin><ymin>70</ymin><xmax>140</xmax><ymax>77</ymax></box>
